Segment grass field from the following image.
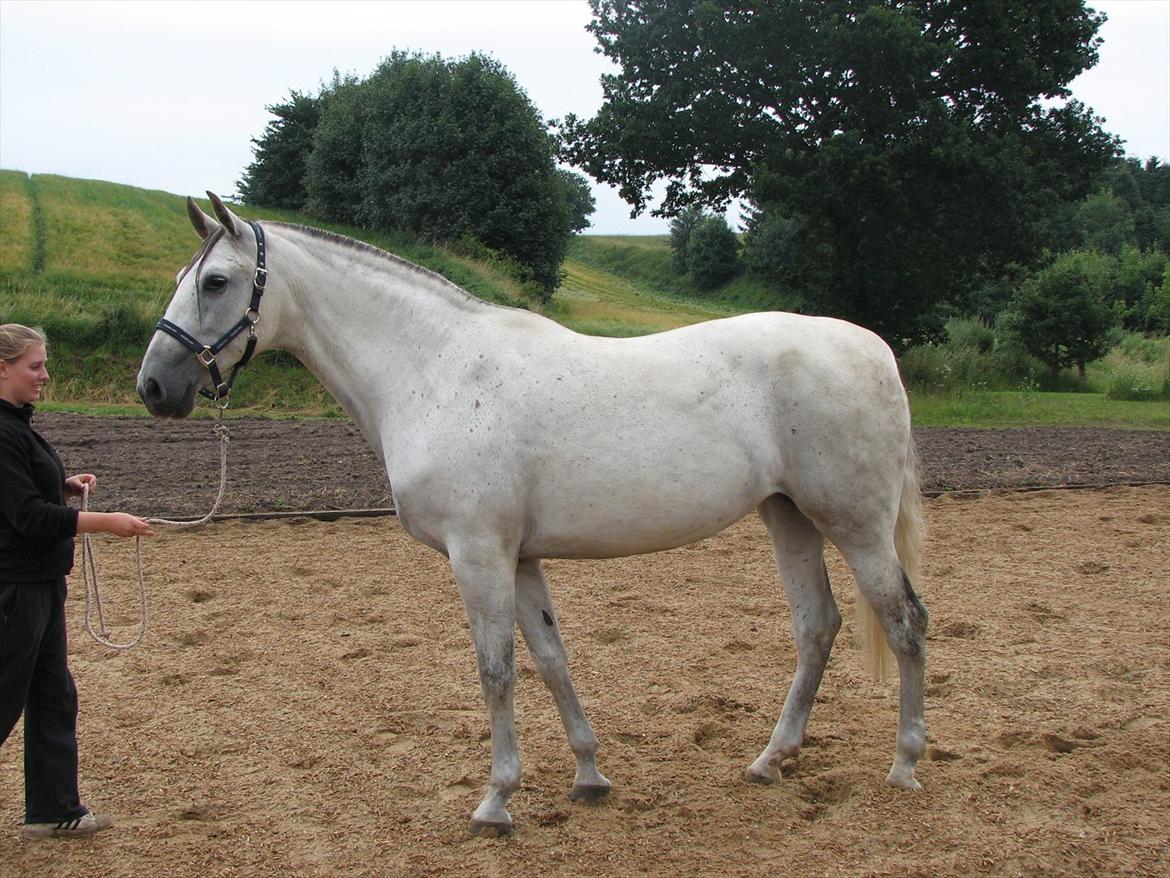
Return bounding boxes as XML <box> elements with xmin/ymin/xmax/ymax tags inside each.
<box><xmin>1</xmin><ymin>170</ymin><xmax>1167</xmax><ymax>429</ymax></box>
<box><xmin>910</xmin><ymin>389</ymin><xmax>1169</xmax><ymax>429</ymax></box>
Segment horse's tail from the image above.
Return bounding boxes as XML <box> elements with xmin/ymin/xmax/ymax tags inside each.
<box><xmin>858</xmin><ymin>439</ymin><xmax>925</xmax><ymax>682</ymax></box>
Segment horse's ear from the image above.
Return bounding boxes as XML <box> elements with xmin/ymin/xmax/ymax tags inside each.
<box><xmin>186</xmin><ymin>197</ymin><xmax>218</xmax><ymax>240</ymax></box>
<box><xmin>206</xmin><ymin>191</ymin><xmax>243</xmax><ymax>238</ymax></box>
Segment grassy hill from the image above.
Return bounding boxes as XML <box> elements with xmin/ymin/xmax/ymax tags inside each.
<box><xmin>0</xmin><ymin>170</ymin><xmax>775</xmax><ymax>413</ymax></box>
<box><xmin>0</xmin><ymin>172</ymin><xmax>577</xmax><ymax>412</ymax></box>
<box><xmin>1</xmin><ymin>171</ymin><xmax>1166</xmax><ymax>427</ymax></box>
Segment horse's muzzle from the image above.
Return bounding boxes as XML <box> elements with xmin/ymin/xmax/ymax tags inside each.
<box><xmin>137</xmin><ymin>374</ymin><xmax>197</xmax><ymax>418</ymax></box>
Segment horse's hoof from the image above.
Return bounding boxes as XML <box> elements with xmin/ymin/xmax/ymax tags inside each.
<box><xmin>468</xmin><ymin>816</ymin><xmax>513</xmax><ymax>837</ymax></box>
<box><xmin>744</xmin><ymin>762</ymin><xmax>780</xmax><ymax>785</ymax></box>
<box><xmin>885</xmin><ymin>771</ymin><xmax>922</xmax><ymax>791</ymax></box>
<box><xmin>569</xmin><ymin>782</ymin><xmax>611</xmax><ymax>804</ymax></box>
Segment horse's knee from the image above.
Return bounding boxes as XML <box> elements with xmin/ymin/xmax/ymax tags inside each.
<box><xmin>794</xmin><ymin>608</ymin><xmax>840</xmax><ymax>662</ymax></box>
<box><xmin>476</xmin><ymin>644</ymin><xmax>516</xmax><ymax>700</ymax></box>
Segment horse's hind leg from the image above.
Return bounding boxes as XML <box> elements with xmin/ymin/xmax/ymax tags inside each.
<box><xmin>746</xmin><ymin>494</ymin><xmax>842</xmax><ymax>784</ymax></box>
<box><xmin>515</xmin><ymin>559</ymin><xmax>611</xmax><ymax>802</ymax></box>
<box><xmin>835</xmin><ymin>538</ymin><xmax>929</xmax><ymax>790</ymax></box>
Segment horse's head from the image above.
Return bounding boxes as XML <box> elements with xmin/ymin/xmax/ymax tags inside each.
<box><xmin>137</xmin><ymin>193</ymin><xmax>271</xmax><ymax>417</ymax></box>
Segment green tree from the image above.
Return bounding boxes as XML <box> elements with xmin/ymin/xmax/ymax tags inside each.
<box><xmin>1144</xmin><ymin>263</ymin><xmax>1170</xmax><ymax>334</ymax></box>
<box><xmin>1012</xmin><ymin>250</ymin><xmax>1115</xmax><ymax>378</ymax></box>
<box><xmin>557</xmin><ymin>168</ymin><xmax>598</xmax><ymax>234</ymax></box>
<box><xmin>252</xmin><ymin>54</ymin><xmax>589</xmax><ymax>297</ymax></box>
<box><xmin>303</xmin><ymin>72</ymin><xmax>367</xmax><ymax>222</ymax></box>
<box><xmin>356</xmin><ymin>52</ymin><xmax>575</xmax><ymax>293</ymax></box>
<box><xmin>686</xmin><ymin>215</ymin><xmax>740</xmax><ymax>289</ymax></box>
<box><xmin>236</xmin><ymin>90</ymin><xmax>320</xmax><ymax>209</ymax></box>
<box><xmin>669</xmin><ymin>207</ymin><xmax>703</xmax><ymax>274</ymax></box>
<box><xmin>1103</xmin><ymin>157</ymin><xmax>1170</xmax><ymax>252</ymax></box>
<box><xmin>561</xmin><ymin>0</ymin><xmax>1119</xmax><ymax>347</ymax></box>
<box><xmin>1075</xmin><ymin>189</ymin><xmax>1135</xmax><ymax>254</ymax></box>
<box><xmin>1113</xmin><ymin>246</ymin><xmax>1170</xmax><ymax>333</ymax></box>
<box><xmin>740</xmin><ymin>202</ymin><xmax>800</xmax><ymax>292</ymax></box>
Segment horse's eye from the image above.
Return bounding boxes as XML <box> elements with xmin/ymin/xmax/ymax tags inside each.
<box><xmin>203</xmin><ymin>275</ymin><xmax>228</xmax><ymax>293</ymax></box>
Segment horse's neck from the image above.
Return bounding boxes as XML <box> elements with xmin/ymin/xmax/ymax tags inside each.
<box><xmin>271</xmin><ymin>226</ymin><xmax>482</xmax><ymax>447</ymax></box>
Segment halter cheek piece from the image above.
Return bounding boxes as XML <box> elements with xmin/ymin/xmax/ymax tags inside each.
<box><xmin>154</xmin><ymin>221</ymin><xmax>267</xmax><ymax>406</ymax></box>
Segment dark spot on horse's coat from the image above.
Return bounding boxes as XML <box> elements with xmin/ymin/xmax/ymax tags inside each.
<box><xmin>474</xmin><ymin>399</ymin><xmax>481</xmax><ymax>409</ymax></box>
<box><xmin>542</xmin><ymin>610</ymin><xmax>554</xmax><ymax>626</ymax></box>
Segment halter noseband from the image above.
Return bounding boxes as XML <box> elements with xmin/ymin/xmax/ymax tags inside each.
<box><xmin>155</xmin><ymin>220</ymin><xmax>268</xmax><ymax>407</ymax></box>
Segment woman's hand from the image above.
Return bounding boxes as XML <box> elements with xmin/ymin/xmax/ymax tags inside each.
<box><xmin>77</xmin><ymin>511</ymin><xmax>156</xmax><ymax>538</ymax></box>
<box><xmin>105</xmin><ymin>513</ymin><xmax>155</xmax><ymax>538</ymax></box>
<box><xmin>66</xmin><ymin>473</ymin><xmax>97</xmax><ymax>497</ymax></box>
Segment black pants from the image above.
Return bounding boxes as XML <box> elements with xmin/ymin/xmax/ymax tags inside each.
<box><xmin>0</xmin><ymin>578</ymin><xmax>86</xmax><ymax>824</ymax></box>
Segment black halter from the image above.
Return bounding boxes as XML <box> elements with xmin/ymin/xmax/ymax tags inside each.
<box><xmin>155</xmin><ymin>221</ymin><xmax>268</xmax><ymax>406</ymax></box>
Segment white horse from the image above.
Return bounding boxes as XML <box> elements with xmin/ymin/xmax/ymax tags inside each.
<box><xmin>137</xmin><ymin>194</ymin><xmax>928</xmax><ymax>836</ymax></box>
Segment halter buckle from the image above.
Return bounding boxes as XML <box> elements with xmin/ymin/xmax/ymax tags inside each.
<box><xmin>253</xmin><ymin>267</ymin><xmax>268</xmax><ymax>289</ymax></box>
<box><xmin>196</xmin><ymin>347</ymin><xmax>216</xmax><ymax>368</ymax></box>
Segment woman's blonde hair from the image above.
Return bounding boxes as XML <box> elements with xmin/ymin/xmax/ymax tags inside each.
<box><xmin>0</xmin><ymin>324</ymin><xmax>47</xmax><ymax>363</ymax></box>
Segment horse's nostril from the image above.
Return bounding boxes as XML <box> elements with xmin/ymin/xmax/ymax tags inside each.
<box><xmin>141</xmin><ymin>377</ymin><xmax>163</xmax><ymax>404</ymax></box>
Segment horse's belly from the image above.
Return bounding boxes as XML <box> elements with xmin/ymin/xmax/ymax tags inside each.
<box><xmin>521</xmin><ymin>469</ymin><xmax>770</xmax><ymax>559</ymax></box>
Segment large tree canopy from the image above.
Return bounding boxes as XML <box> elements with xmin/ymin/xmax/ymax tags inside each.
<box><xmin>236</xmin><ymin>91</ymin><xmax>319</xmax><ymax>210</ymax></box>
<box><xmin>561</xmin><ymin>0</ymin><xmax>1120</xmax><ymax>345</ymax></box>
<box><xmin>239</xmin><ymin>53</ymin><xmax>594</xmax><ymax>296</ymax></box>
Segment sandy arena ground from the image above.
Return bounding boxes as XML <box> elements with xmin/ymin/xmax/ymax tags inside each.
<box><xmin>2</xmin><ymin>484</ymin><xmax>1168</xmax><ymax>877</ymax></box>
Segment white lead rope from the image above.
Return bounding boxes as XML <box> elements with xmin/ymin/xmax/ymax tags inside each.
<box><xmin>81</xmin><ymin>418</ymin><xmax>231</xmax><ymax>650</ymax></box>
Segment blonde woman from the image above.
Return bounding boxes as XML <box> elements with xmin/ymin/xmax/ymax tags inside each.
<box><xmin>0</xmin><ymin>324</ymin><xmax>153</xmax><ymax>839</ymax></box>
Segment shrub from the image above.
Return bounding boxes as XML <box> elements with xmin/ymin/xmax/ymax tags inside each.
<box><xmin>944</xmin><ymin>316</ymin><xmax>995</xmax><ymax>353</ymax></box>
<box><xmin>686</xmin><ymin>216</ymin><xmax>740</xmax><ymax>290</ymax></box>
<box><xmin>899</xmin><ymin>312</ymin><xmax>1047</xmax><ymax>393</ymax></box>
<box><xmin>1105</xmin><ymin>363</ymin><xmax>1167</xmax><ymax>401</ymax></box>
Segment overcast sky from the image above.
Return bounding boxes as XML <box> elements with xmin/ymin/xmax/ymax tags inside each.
<box><xmin>1</xmin><ymin>0</ymin><xmax>1167</xmax><ymax>234</ymax></box>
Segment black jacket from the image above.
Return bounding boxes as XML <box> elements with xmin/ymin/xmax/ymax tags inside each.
<box><xmin>0</xmin><ymin>400</ymin><xmax>78</xmax><ymax>582</ymax></box>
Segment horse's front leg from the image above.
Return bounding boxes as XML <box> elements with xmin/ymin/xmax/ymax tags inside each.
<box><xmin>515</xmin><ymin>559</ymin><xmax>611</xmax><ymax>803</ymax></box>
<box><xmin>449</xmin><ymin>540</ymin><xmax>522</xmax><ymax>836</ymax></box>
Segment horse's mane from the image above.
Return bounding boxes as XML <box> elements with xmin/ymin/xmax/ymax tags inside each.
<box><xmin>272</xmin><ymin>222</ymin><xmax>492</xmax><ymax>308</ymax></box>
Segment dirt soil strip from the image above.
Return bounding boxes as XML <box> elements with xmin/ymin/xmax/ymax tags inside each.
<box><xmin>2</xmin><ymin>486</ymin><xmax>1168</xmax><ymax>876</ymax></box>
<box><xmin>30</xmin><ymin>413</ymin><xmax>1170</xmax><ymax>518</ymax></box>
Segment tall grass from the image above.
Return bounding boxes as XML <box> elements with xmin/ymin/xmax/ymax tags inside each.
<box><xmin>0</xmin><ymin>171</ymin><xmax>34</xmax><ymax>272</ymax></box>
<box><xmin>1088</xmin><ymin>334</ymin><xmax>1170</xmax><ymax>400</ymax></box>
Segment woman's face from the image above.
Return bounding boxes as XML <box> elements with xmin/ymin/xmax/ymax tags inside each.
<box><xmin>0</xmin><ymin>343</ymin><xmax>50</xmax><ymax>406</ymax></box>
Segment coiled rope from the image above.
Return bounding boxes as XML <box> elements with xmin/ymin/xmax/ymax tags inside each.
<box><xmin>81</xmin><ymin>417</ymin><xmax>230</xmax><ymax>650</ymax></box>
